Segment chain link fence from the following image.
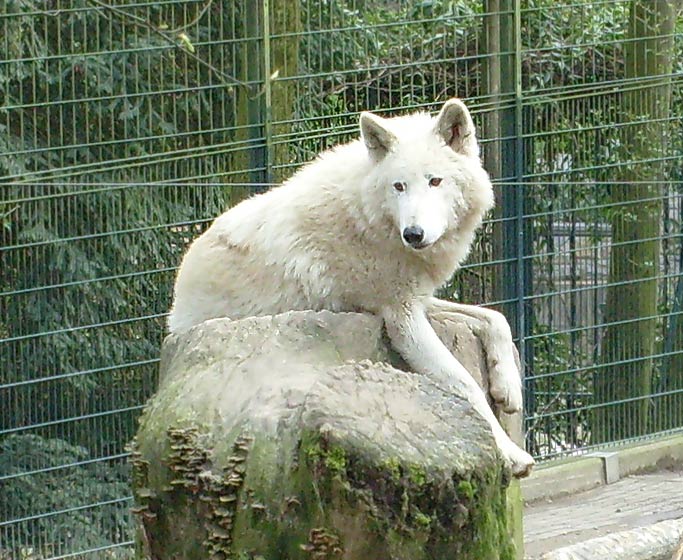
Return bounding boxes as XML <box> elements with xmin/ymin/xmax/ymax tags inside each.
<box><xmin>1</xmin><ymin>0</ymin><xmax>682</xmax><ymax>557</ymax></box>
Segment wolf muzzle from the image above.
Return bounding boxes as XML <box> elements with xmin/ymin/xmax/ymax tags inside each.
<box><xmin>403</xmin><ymin>226</ymin><xmax>427</xmax><ymax>249</ymax></box>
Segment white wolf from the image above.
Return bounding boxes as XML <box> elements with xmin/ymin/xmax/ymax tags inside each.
<box><xmin>169</xmin><ymin>99</ymin><xmax>535</xmax><ymax>477</ymax></box>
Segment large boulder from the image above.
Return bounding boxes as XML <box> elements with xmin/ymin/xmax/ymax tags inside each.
<box><xmin>131</xmin><ymin>310</ymin><xmax>522</xmax><ymax>559</ymax></box>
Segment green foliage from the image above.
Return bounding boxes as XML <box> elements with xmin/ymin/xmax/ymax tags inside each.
<box><xmin>523</xmin><ymin>0</ymin><xmax>629</xmax><ymax>90</ymax></box>
<box><xmin>0</xmin><ymin>0</ymin><xmax>242</xmax><ymax>461</ymax></box>
<box><xmin>0</xmin><ymin>186</ymin><xmax>231</xmax><ymax>453</ymax></box>
<box><xmin>0</xmin><ymin>434</ymin><xmax>133</xmax><ymax>557</ymax></box>
<box><xmin>0</xmin><ymin>0</ymin><xmax>245</xmax><ymax>182</ymax></box>
<box><xmin>526</xmin><ymin>325</ymin><xmax>592</xmax><ymax>457</ymax></box>
<box><xmin>292</xmin><ymin>0</ymin><xmax>484</xmax><ymax>162</ymax></box>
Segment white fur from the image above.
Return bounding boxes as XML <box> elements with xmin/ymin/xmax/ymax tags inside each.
<box><xmin>168</xmin><ymin>99</ymin><xmax>534</xmax><ymax>477</ymax></box>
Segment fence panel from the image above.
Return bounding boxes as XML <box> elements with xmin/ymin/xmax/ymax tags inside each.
<box><xmin>518</xmin><ymin>0</ymin><xmax>683</xmax><ymax>457</ymax></box>
<box><xmin>1</xmin><ymin>1</ymin><xmax>682</xmax><ymax>558</ymax></box>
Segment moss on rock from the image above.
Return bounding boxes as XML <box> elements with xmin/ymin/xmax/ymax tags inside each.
<box><xmin>132</xmin><ymin>311</ymin><xmax>522</xmax><ymax>559</ymax></box>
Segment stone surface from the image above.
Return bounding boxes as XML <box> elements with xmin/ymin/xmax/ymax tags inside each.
<box><xmin>522</xmin><ymin>434</ymin><xmax>683</xmax><ymax>505</ymax></box>
<box><xmin>525</xmin><ymin>469</ymin><xmax>683</xmax><ymax>559</ymax></box>
<box><xmin>536</xmin><ymin>518</ymin><xmax>683</xmax><ymax>560</ymax></box>
<box><xmin>132</xmin><ymin>310</ymin><xmax>522</xmax><ymax>559</ymax></box>
<box><xmin>522</xmin><ymin>458</ymin><xmax>605</xmax><ymax>504</ymax></box>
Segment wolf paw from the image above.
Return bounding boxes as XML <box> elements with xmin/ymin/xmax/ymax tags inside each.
<box><xmin>489</xmin><ymin>360</ymin><xmax>523</xmax><ymax>414</ymax></box>
<box><xmin>502</xmin><ymin>443</ymin><xmax>535</xmax><ymax>478</ymax></box>
<box><xmin>478</xmin><ymin>312</ymin><xmax>524</xmax><ymax>414</ymax></box>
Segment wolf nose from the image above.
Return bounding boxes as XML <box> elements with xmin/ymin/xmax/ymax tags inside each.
<box><xmin>403</xmin><ymin>226</ymin><xmax>425</xmax><ymax>246</ymax></box>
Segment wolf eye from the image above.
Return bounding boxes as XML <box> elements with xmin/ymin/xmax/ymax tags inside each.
<box><xmin>429</xmin><ymin>177</ymin><xmax>443</xmax><ymax>187</ymax></box>
<box><xmin>393</xmin><ymin>181</ymin><xmax>405</xmax><ymax>192</ymax></box>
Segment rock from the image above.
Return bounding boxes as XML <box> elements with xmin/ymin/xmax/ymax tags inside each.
<box><xmin>131</xmin><ymin>310</ymin><xmax>521</xmax><ymax>559</ymax></box>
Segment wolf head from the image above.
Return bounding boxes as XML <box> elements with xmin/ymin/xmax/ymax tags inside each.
<box><xmin>360</xmin><ymin>99</ymin><xmax>494</xmax><ymax>251</ymax></box>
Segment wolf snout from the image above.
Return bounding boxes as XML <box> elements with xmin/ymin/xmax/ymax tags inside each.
<box><xmin>403</xmin><ymin>226</ymin><xmax>426</xmax><ymax>248</ymax></box>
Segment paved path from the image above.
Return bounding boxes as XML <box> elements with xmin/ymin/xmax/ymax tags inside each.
<box><xmin>524</xmin><ymin>469</ymin><xmax>683</xmax><ymax>559</ymax></box>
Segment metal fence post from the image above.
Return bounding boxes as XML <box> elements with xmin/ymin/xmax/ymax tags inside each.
<box><xmin>498</xmin><ymin>0</ymin><xmax>536</xmax><ymax>438</ymax></box>
<box><xmin>242</xmin><ymin>1</ymin><xmax>267</xmax><ymax>187</ymax></box>
<box><xmin>262</xmin><ymin>0</ymin><xmax>274</xmax><ymax>186</ymax></box>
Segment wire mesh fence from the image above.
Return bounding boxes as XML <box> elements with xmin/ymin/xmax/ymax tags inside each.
<box><xmin>1</xmin><ymin>0</ymin><xmax>683</xmax><ymax>558</ymax></box>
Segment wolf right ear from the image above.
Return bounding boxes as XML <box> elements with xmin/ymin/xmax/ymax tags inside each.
<box><xmin>434</xmin><ymin>98</ymin><xmax>479</xmax><ymax>158</ymax></box>
<box><xmin>360</xmin><ymin>112</ymin><xmax>397</xmax><ymax>161</ymax></box>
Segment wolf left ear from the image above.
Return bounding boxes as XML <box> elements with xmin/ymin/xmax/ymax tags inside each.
<box><xmin>360</xmin><ymin>112</ymin><xmax>397</xmax><ymax>161</ymax></box>
<box><xmin>434</xmin><ymin>98</ymin><xmax>479</xmax><ymax>158</ymax></box>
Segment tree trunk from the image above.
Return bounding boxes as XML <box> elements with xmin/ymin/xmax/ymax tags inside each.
<box><xmin>660</xmin><ymin>266</ymin><xmax>683</xmax><ymax>431</ymax></box>
<box><xmin>268</xmin><ymin>0</ymin><xmax>301</xmax><ymax>183</ymax></box>
<box><xmin>593</xmin><ymin>0</ymin><xmax>678</xmax><ymax>442</ymax></box>
<box><xmin>483</xmin><ymin>0</ymin><xmax>518</xmax><ymax>316</ymax></box>
<box><xmin>131</xmin><ymin>311</ymin><xmax>523</xmax><ymax>560</ymax></box>
<box><xmin>231</xmin><ymin>0</ymin><xmax>300</xmax><ymax>205</ymax></box>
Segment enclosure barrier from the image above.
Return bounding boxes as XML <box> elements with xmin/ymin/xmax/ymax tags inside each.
<box><xmin>1</xmin><ymin>0</ymin><xmax>682</xmax><ymax>557</ymax></box>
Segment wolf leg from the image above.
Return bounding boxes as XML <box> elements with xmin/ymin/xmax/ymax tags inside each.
<box><xmin>427</xmin><ymin>297</ymin><xmax>523</xmax><ymax>415</ymax></box>
<box><xmin>382</xmin><ymin>302</ymin><xmax>534</xmax><ymax>478</ymax></box>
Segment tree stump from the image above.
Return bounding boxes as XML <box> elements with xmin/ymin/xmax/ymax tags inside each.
<box><xmin>131</xmin><ymin>310</ymin><xmax>523</xmax><ymax>559</ymax></box>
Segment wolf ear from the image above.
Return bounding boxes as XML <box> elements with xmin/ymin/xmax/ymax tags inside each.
<box><xmin>360</xmin><ymin>112</ymin><xmax>397</xmax><ymax>161</ymax></box>
<box><xmin>434</xmin><ymin>98</ymin><xmax>479</xmax><ymax>158</ymax></box>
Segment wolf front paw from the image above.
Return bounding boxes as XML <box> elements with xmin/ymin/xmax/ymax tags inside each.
<box><xmin>502</xmin><ymin>444</ymin><xmax>535</xmax><ymax>478</ymax></box>
<box><xmin>489</xmin><ymin>361</ymin><xmax>523</xmax><ymax>414</ymax></box>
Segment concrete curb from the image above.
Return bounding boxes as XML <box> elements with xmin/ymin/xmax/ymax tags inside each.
<box><xmin>522</xmin><ymin>434</ymin><xmax>683</xmax><ymax>504</ymax></box>
<box><xmin>538</xmin><ymin>518</ymin><xmax>683</xmax><ymax>560</ymax></box>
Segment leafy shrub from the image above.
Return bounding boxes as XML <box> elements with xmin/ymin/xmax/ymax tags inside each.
<box><xmin>0</xmin><ymin>434</ymin><xmax>132</xmax><ymax>558</ymax></box>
